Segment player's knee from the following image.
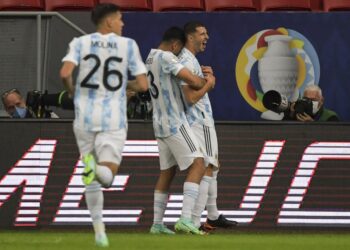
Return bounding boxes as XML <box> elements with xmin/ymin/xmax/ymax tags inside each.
<box><xmin>192</xmin><ymin>157</ymin><xmax>205</xmax><ymax>169</ymax></box>
<box><xmin>205</xmin><ymin>166</ymin><xmax>214</xmax><ymax>177</ymax></box>
<box><xmin>96</xmin><ymin>163</ymin><xmax>116</xmax><ymax>188</ymax></box>
<box><xmin>99</xmin><ymin>176</ymin><xmax>114</xmax><ymax>189</ymax></box>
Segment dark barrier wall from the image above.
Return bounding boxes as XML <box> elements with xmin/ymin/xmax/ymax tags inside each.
<box><xmin>1</xmin><ymin>120</ymin><xmax>350</xmax><ymax>229</ymax></box>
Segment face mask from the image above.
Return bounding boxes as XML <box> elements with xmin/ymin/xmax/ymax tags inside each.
<box><xmin>12</xmin><ymin>106</ymin><xmax>27</xmax><ymax>118</ymax></box>
<box><xmin>312</xmin><ymin>101</ymin><xmax>320</xmax><ymax>115</ymax></box>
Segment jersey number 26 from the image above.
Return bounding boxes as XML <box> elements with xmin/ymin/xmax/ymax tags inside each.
<box><xmin>81</xmin><ymin>54</ymin><xmax>123</xmax><ymax>91</ymax></box>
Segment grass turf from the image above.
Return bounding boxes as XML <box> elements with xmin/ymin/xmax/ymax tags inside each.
<box><xmin>1</xmin><ymin>232</ymin><xmax>350</xmax><ymax>250</ymax></box>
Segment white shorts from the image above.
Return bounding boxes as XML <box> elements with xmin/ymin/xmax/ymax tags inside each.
<box><xmin>157</xmin><ymin>123</ymin><xmax>204</xmax><ymax>171</ymax></box>
<box><xmin>73</xmin><ymin>125</ymin><xmax>127</xmax><ymax>165</ymax></box>
<box><xmin>191</xmin><ymin>122</ymin><xmax>219</xmax><ymax>169</ymax></box>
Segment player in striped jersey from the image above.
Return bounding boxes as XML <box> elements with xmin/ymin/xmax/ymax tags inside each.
<box><xmin>146</xmin><ymin>27</ymin><xmax>215</xmax><ymax>235</ymax></box>
<box><xmin>60</xmin><ymin>4</ymin><xmax>148</xmax><ymax>247</ymax></box>
<box><xmin>179</xmin><ymin>21</ymin><xmax>237</xmax><ymax>231</ymax></box>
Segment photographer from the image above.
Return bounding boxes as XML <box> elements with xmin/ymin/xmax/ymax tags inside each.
<box><xmin>1</xmin><ymin>88</ymin><xmax>73</xmax><ymax>118</ymax></box>
<box><xmin>285</xmin><ymin>85</ymin><xmax>339</xmax><ymax>122</ymax></box>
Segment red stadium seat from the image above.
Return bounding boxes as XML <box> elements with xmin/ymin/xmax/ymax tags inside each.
<box><xmin>310</xmin><ymin>0</ymin><xmax>322</xmax><ymax>11</ymax></box>
<box><xmin>152</xmin><ymin>0</ymin><xmax>204</xmax><ymax>12</ymax></box>
<box><xmin>45</xmin><ymin>0</ymin><xmax>96</xmax><ymax>11</ymax></box>
<box><xmin>0</xmin><ymin>0</ymin><xmax>44</xmax><ymax>10</ymax></box>
<box><xmin>205</xmin><ymin>0</ymin><xmax>258</xmax><ymax>11</ymax></box>
<box><xmin>98</xmin><ymin>0</ymin><xmax>152</xmax><ymax>11</ymax></box>
<box><xmin>260</xmin><ymin>0</ymin><xmax>312</xmax><ymax>11</ymax></box>
<box><xmin>323</xmin><ymin>0</ymin><xmax>350</xmax><ymax>11</ymax></box>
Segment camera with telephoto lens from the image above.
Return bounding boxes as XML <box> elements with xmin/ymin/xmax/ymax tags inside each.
<box><xmin>263</xmin><ymin>90</ymin><xmax>315</xmax><ymax>118</ymax></box>
<box><xmin>262</xmin><ymin>90</ymin><xmax>290</xmax><ymax>113</ymax></box>
<box><xmin>26</xmin><ymin>90</ymin><xmax>50</xmax><ymax>118</ymax></box>
<box><xmin>294</xmin><ymin>98</ymin><xmax>313</xmax><ymax>117</ymax></box>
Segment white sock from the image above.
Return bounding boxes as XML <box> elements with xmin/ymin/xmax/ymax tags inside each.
<box><xmin>153</xmin><ymin>191</ymin><xmax>168</xmax><ymax>225</ymax></box>
<box><xmin>181</xmin><ymin>182</ymin><xmax>199</xmax><ymax>220</ymax></box>
<box><xmin>96</xmin><ymin>165</ymin><xmax>114</xmax><ymax>188</ymax></box>
<box><xmin>85</xmin><ymin>181</ymin><xmax>105</xmax><ymax>236</ymax></box>
<box><xmin>207</xmin><ymin>171</ymin><xmax>219</xmax><ymax>220</ymax></box>
<box><xmin>192</xmin><ymin>176</ymin><xmax>212</xmax><ymax>227</ymax></box>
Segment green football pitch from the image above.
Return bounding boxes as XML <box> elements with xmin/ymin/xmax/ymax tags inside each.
<box><xmin>1</xmin><ymin>231</ymin><xmax>350</xmax><ymax>250</ymax></box>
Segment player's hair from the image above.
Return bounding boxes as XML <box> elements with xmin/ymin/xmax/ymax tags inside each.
<box><xmin>91</xmin><ymin>3</ymin><xmax>121</xmax><ymax>26</ymax></box>
<box><xmin>184</xmin><ymin>21</ymin><xmax>206</xmax><ymax>36</ymax></box>
<box><xmin>162</xmin><ymin>26</ymin><xmax>186</xmax><ymax>45</ymax></box>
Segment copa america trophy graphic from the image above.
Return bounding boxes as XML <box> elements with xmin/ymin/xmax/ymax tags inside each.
<box><xmin>258</xmin><ymin>35</ymin><xmax>299</xmax><ymax>120</ymax></box>
<box><xmin>235</xmin><ymin>28</ymin><xmax>320</xmax><ymax>121</ymax></box>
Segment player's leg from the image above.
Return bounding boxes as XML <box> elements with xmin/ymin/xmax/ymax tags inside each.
<box><xmin>94</xmin><ymin>129</ymin><xmax>126</xmax><ymax>188</ymax></box>
<box><xmin>198</xmin><ymin>125</ymin><xmax>237</xmax><ymax>230</ymax></box>
<box><xmin>205</xmin><ymin>168</ymin><xmax>219</xmax><ymax>222</ymax></box>
<box><xmin>150</xmin><ymin>138</ymin><xmax>177</xmax><ymax>234</ymax></box>
<box><xmin>192</xmin><ymin>166</ymin><xmax>213</xmax><ymax>228</ymax></box>
<box><xmin>175</xmin><ymin>157</ymin><xmax>207</xmax><ymax>235</ymax></box>
<box><xmin>168</xmin><ymin>124</ymin><xmax>206</xmax><ymax>235</ymax></box>
<box><xmin>73</xmin><ymin>126</ymin><xmax>108</xmax><ymax>247</ymax></box>
<box><xmin>190</xmin><ymin>124</ymin><xmax>216</xmax><ymax>228</ymax></box>
<box><xmin>205</xmin><ymin>168</ymin><xmax>238</xmax><ymax>229</ymax></box>
<box><xmin>85</xmin><ymin>180</ymin><xmax>108</xmax><ymax>247</ymax></box>
<box><xmin>86</xmin><ymin>129</ymin><xmax>126</xmax><ymax>247</ymax></box>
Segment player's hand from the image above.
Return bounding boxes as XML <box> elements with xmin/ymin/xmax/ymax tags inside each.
<box><xmin>296</xmin><ymin>112</ymin><xmax>314</xmax><ymax>122</ymax></box>
<box><xmin>205</xmin><ymin>74</ymin><xmax>216</xmax><ymax>89</ymax></box>
<box><xmin>201</xmin><ymin>66</ymin><xmax>214</xmax><ymax>76</ymax></box>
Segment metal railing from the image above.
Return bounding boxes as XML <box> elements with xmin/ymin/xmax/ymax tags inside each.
<box><xmin>0</xmin><ymin>12</ymin><xmax>86</xmax><ymax>90</ymax></box>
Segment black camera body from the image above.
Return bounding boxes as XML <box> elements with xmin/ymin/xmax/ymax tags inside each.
<box><xmin>294</xmin><ymin>98</ymin><xmax>314</xmax><ymax>117</ymax></box>
<box><xmin>137</xmin><ymin>91</ymin><xmax>151</xmax><ymax>102</ymax></box>
<box><xmin>26</xmin><ymin>90</ymin><xmax>51</xmax><ymax>118</ymax></box>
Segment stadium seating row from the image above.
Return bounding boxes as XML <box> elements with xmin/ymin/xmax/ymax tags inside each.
<box><xmin>0</xmin><ymin>0</ymin><xmax>350</xmax><ymax>12</ymax></box>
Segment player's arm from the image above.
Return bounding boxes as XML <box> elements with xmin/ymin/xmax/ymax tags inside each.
<box><xmin>127</xmin><ymin>75</ymin><xmax>148</xmax><ymax>92</ymax></box>
<box><xmin>181</xmin><ymin>65</ymin><xmax>215</xmax><ymax>104</ymax></box>
<box><xmin>60</xmin><ymin>37</ymin><xmax>80</xmax><ymax>97</ymax></box>
<box><xmin>182</xmin><ymin>74</ymin><xmax>215</xmax><ymax>105</ymax></box>
<box><xmin>60</xmin><ymin>61</ymin><xmax>76</xmax><ymax>97</ymax></box>
<box><xmin>127</xmin><ymin>39</ymin><xmax>149</xmax><ymax>93</ymax></box>
<box><xmin>176</xmin><ymin>67</ymin><xmax>207</xmax><ymax>90</ymax></box>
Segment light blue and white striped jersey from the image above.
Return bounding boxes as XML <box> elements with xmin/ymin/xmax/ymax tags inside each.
<box><xmin>62</xmin><ymin>32</ymin><xmax>147</xmax><ymax>132</ymax></box>
<box><xmin>178</xmin><ymin>48</ymin><xmax>214</xmax><ymax>127</ymax></box>
<box><xmin>145</xmin><ymin>49</ymin><xmax>188</xmax><ymax>138</ymax></box>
